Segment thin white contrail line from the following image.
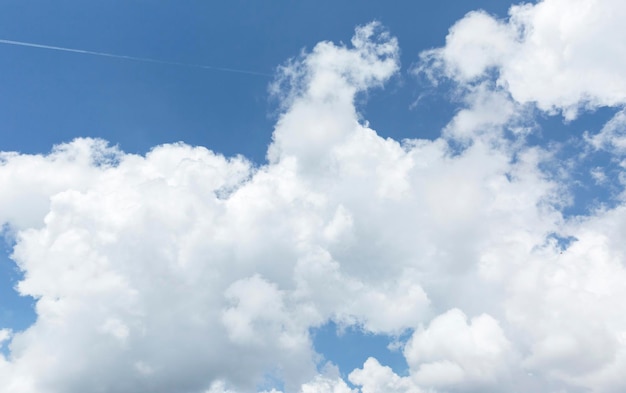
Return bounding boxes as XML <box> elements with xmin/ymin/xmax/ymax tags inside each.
<box><xmin>0</xmin><ymin>38</ymin><xmax>272</xmax><ymax>77</ymax></box>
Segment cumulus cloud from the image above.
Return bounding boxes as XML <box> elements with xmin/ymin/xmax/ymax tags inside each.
<box><xmin>349</xmin><ymin>358</ymin><xmax>420</xmax><ymax>393</ymax></box>
<box><xmin>404</xmin><ymin>309</ymin><xmax>514</xmax><ymax>388</ymax></box>
<box><xmin>418</xmin><ymin>0</ymin><xmax>626</xmax><ymax>120</ymax></box>
<box><xmin>1</xmin><ymin>3</ymin><xmax>626</xmax><ymax>392</ymax></box>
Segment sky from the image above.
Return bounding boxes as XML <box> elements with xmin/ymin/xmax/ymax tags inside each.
<box><xmin>1</xmin><ymin>0</ymin><xmax>626</xmax><ymax>392</ymax></box>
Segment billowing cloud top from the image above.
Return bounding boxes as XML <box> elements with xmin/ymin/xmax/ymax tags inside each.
<box><xmin>2</xmin><ymin>2</ymin><xmax>626</xmax><ymax>392</ymax></box>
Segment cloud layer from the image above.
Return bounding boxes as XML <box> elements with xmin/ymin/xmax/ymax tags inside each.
<box><xmin>1</xmin><ymin>1</ymin><xmax>626</xmax><ymax>392</ymax></box>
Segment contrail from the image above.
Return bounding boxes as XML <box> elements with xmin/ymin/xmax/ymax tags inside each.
<box><xmin>0</xmin><ymin>38</ymin><xmax>271</xmax><ymax>77</ymax></box>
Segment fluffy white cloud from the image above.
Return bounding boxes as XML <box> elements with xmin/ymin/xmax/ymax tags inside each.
<box><xmin>404</xmin><ymin>309</ymin><xmax>514</xmax><ymax>389</ymax></box>
<box><xmin>0</xmin><ymin>138</ymin><xmax>118</xmax><ymax>230</ymax></box>
<box><xmin>1</xmin><ymin>2</ymin><xmax>626</xmax><ymax>392</ymax></box>
<box><xmin>419</xmin><ymin>0</ymin><xmax>626</xmax><ymax>120</ymax></box>
<box><xmin>349</xmin><ymin>358</ymin><xmax>421</xmax><ymax>393</ymax></box>
<box><xmin>299</xmin><ymin>376</ymin><xmax>356</xmax><ymax>393</ymax></box>
<box><xmin>502</xmin><ymin>206</ymin><xmax>626</xmax><ymax>392</ymax></box>
<box><xmin>0</xmin><ymin>22</ymin><xmax>416</xmax><ymax>393</ymax></box>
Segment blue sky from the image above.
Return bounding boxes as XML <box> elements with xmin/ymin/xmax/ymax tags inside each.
<box><xmin>2</xmin><ymin>1</ymin><xmax>626</xmax><ymax>393</ymax></box>
<box><xmin>0</xmin><ymin>0</ymin><xmax>510</xmax><ymax>159</ymax></box>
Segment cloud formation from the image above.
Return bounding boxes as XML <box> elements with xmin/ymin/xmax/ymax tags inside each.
<box><xmin>419</xmin><ymin>0</ymin><xmax>626</xmax><ymax>120</ymax></box>
<box><xmin>1</xmin><ymin>2</ymin><xmax>626</xmax><ymax>392</ymax></box>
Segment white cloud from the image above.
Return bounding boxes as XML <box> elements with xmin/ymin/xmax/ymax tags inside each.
<box><xmin>419</xmin><ymin>0</ymin><xmax>626</xmax><ymax>120</ymax></box>
<box><xmin>0</xmin><ymin>138</ymin><xmax>120</xmax><ymax>230</ymax></box>
<box><xmin>1</xmin><ymin>4</ymin><xmax>626</xmax><ymax>392</ymax></box>
<box><xmin>299</xmin><ymin>376</ymin><xmax>356</xmax><ymax>393</ymax></box>
<box><xmin>349</xmin><ymin>358</ymin><xmax>421</xmax><ymax>393</ymax></box>
<box><xmin>0</xmin><ymin>328</ymin><xmax>10</xmax><ymax>343</ymax></box>
<box><xmin>268</xmin><ymin>22</ymin><xmax>399</xmax><ymax>171</ymax></box>
<box><xmin>504</xmin><ymin>208</ymin><xmax>626</xmax><ymax>391</ymax></box>
<box><xmin>442</xmin><ymin>82</ymin><xmax>519</xmax><ymax>141</ymax></box>
<box><xmin>404</xmin><ymin>309</ymin><xmax>514</xmax><ymax>389</ymax></box>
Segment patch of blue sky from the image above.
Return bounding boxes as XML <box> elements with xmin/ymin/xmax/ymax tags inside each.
<box><xmin>360</xmin><ymin>76</ymin><xmax>461</xmax><ymax>144</ymax></box>
<box><xmin>0</xmin><ymin>0</ymin><xmax>510</xmax><ymax>160</ymax></box>
<box><xmin>545</xmin><ymin>233</ymin><xmax>578</xmax><ymax>252</ymax></box>
<box><xmin>311</xmin><ymin>321</ymin><xmax>410</xmax><ymax>379</ymax></box>
<box><xmin>0</xmin><ymin>227</ymin><xmax>36</xmax><ymax>356</ymax></box>
<box><xmin>257</xmin><ymin>372</ymin><xmax>285</xmax><ymax>393</ymax></box>
<box><xmin>0</xmin><ymin>49</ymin><xmax>273</xmax><ymax>162</ymax></box>
<box><xmin>528</xmin><ymin>107</ymin><xmax>626</xmax><ymax>217</ymax></box>
<box><xmin>0</xmin><ymin>257</ymin><xmax>34</xmax><ymax>331</ymax></box>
